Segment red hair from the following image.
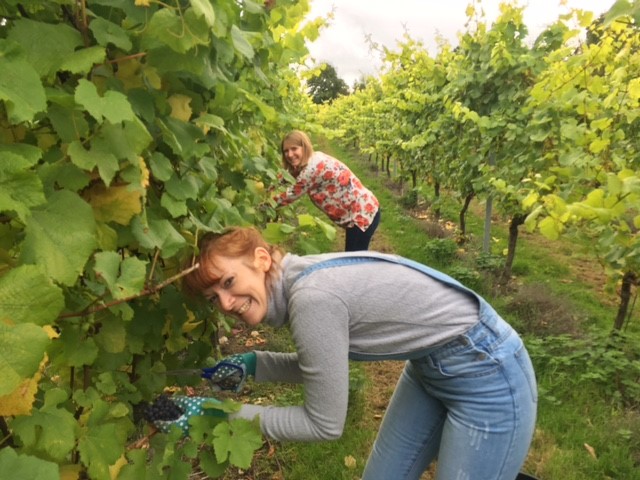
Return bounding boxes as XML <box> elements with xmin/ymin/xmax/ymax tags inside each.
<box><xmin>183</xmin><ymin>227</ymin><xmax>282</xmax><ymax>298</ymax></box>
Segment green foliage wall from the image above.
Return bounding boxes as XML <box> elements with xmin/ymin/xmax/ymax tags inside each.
<box><xmin>0</xmin><ymin>0</ymin><xmax>321</xmax><ymax>477</ymax></box>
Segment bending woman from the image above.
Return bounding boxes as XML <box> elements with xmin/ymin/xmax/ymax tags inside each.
<box><xmin>166</xmin><ymin>227</ymin><xmax>538</xmax><ymax>480</ymax></box>
<box><xmin>273</xmin><ymin>130</ymin><xmax>380</xmax><ymax>251</ymax></box>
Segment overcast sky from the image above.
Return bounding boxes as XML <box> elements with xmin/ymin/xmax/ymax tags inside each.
<box><xmin>306</xmin><ymin>0</ymin><xmax>614</xmax><ymax>86</ymax></box>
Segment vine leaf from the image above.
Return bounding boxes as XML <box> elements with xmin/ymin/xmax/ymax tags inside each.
<box><xmin>0</xmin><ymin>323</ymin><xmax>50</xmax><ymax>395</ymax></box>
<box><xmin>20</xmin><ymin>190</ymin><xmax>97</xmax><ymax>286</ymax></box>
<box><xmin>75</xmin><ymin>79</ymin><xmax>135</xmax><ymax>124</ymax></box>
<box><xmin>212</xmin><ymin>418</ymin><xmax>264</xmax><ymax>469</ymax></box>
<box><xmin>0</xmin><ymin>152</ymin><xmax>46</xmax><ymax>222</ymax></box>
<box><xmin>8</xmin><ymin>19</ymin><xmax>82</xmax><ymax>78</ymax></box>
<box><xmin>10</xmin><ymin>388</ymin><xmax>77</xmax><ymax>461</ymax></box>
<box><xmin>78</xmin><ymin>423</ymin><xmax>124</xmax><ymax>479</ymax></box>
<box><xmin>191</xmin><ymin>0</ymin><xmax>216</xmax><ymax>27</ymax></box>
<box><xmin>131</xmin><ymin>215</ymin><xmax>185</xmax><ymax>257</ymax></box>
<box><xmin>0</xmin><ymin>45</ymin><xmax>46</xmax><ymax>123</ymax></box>
<box><xmin>0</xmin><ymin>265</ymin><xmax>64</xmax><ymax>326</ymax></box>
<box><xmin>94</xmin><ymin>252</ymin><xmax>147</xmax><ymax>300</ymax></box>
<box><xmin>84</xmin><ymin>183</ymin><xmax>143</xmax><ymax>225</ymax></box>
<box><xmin>59</xmin><ymin>46</ymin><xmax>107</xmax><ymax>75</ymax></box>
<box><xmin>0</xmin><ymin>448</ymin><xmax>58</xmax><ymax>479</ymax></box>
<box><xmin>0</xmin><ymin>325</ymin><xmax>56</xmax><ymax>416</ymax></box>
<box><xmin>89</xmin><ymin>18</ymin><xmax>133</xmax><ymax>51</ymax></box>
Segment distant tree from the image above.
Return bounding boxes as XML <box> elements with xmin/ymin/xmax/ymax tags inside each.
<box><xmin>352</xmin><ymin>75</ymin><xmax>368</xmax><ymax>92</ymax></box>
<box><xmin>307</xmin><ymin>63</ymin><xmax>349</xmax><ymax>104</ymax></box>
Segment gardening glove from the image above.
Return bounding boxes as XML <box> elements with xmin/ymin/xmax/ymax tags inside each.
<box><xmin>206</xmin><ymin>352</ymin><xmax>256</xmax><ymax>393</ymax></box>
<box><xmin>153</xmin><ymin>395</ymin><xmax>226</xmax><ymax>436</ymax></box>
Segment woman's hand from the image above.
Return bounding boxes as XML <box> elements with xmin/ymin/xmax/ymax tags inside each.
<box><xmin>152</xmin><ymin>396</ymin><xmax>226</xmax><ymax>436</ymax></box>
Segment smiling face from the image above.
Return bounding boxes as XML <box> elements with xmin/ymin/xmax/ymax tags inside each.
<box><xmin>280</xmin><ymin>130</ymin><xmax>313</xmax><ymax>175</ymax></box>
<box><xmin>282</xmin><ymin>141</ymin><xmax>304</xmax><ymax>170</ymax></box>
<box><xmin>201</xmin><ymin>248</ymin><xmax>272</xmax><ymax>326</ymax></box>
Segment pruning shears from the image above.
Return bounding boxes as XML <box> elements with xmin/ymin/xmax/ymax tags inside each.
<box><xmin>165</xmin><ymin>361</ymin><xmax>245</xmax><ymax>392</ymax></box>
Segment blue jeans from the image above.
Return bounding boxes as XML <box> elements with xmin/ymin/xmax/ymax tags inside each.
<box><xmin>362</xmin><ymin>315</ymin><xmax>538</xmax><ymax>480</ymax></box>
<box><xmin>345</xmin><ymin>209</ymin><xmax>381</xmax><ymax>251</ymax></box>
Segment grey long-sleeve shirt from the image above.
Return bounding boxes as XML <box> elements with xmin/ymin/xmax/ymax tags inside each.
<box><xmin>232</xmin><ymin>251</ymin><xmax>479</xmax><ymax>442</ymax></box>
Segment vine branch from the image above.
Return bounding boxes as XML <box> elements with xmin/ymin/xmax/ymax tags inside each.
<box><xmin>58</xmin><ymin>262</ymin><xmax>200</xmax><ymax>319</ymax></box>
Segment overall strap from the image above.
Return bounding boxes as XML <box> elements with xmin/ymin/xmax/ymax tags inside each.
<box><xmin>293</xmin><ymin>254</ymin><xmax>478</xmax><ymax>301</ymax></box>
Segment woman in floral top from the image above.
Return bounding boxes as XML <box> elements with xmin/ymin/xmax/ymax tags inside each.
<box><xmin>273</xmin><ymin>130</ymin><xmax>381</xmax><ymax>251</ymax></box>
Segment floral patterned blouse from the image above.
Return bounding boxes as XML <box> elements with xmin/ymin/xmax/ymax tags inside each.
<box><xmin>274</xmin><ymin>152</ymin><xmax>379</xmax><ymax>232</ymax></box>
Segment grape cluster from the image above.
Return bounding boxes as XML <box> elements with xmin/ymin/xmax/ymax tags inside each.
<box><xmin>142</xmin><ymin>394</ymin><xmax>184</xmax><ymax>422</ymax></box>
<box><xmin>213</xmin><ymin>371</ymin><xmax>242</xmax><ymax>391</ymax></box>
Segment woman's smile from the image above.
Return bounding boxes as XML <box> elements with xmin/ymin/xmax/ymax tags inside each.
<box><xmin>203</xmin><ymin>251</ymin><xmax>271</xmax><ymax>326</ymax></box>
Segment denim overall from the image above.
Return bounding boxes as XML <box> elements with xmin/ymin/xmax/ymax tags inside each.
<box><xmin>295</xmin><ymin>254</ymin><xmax>538</xmax><ymax>480</ymax></box>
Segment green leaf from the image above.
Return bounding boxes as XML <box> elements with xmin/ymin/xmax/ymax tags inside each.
<box><xmin>114</xmin><ymin>256</ymin><xmax>147</xmax><ymax>299</ymax></box>
<box><xmin>0</xmin><ymin>265</ymin><xmax>64</xmax><ymax>326</ymax></box>
<box><xmin>89</xmin><ymin>17</ymin><xmax>133</xmax><ymax>51</ymax></box>
<box><xmin>93</xmin><ymin>251</ymin><xmax>146</xmax><ymax>300</ymax></box>
<box><xmin>93</xmin><ymin>251</ymin><xmax>121</xmax><ymax>291</ymax></box>
<box><xmin>198</xmin><ymin>452</ymin><xmax>227</xmax><ymax>478</ymax></box>
<box><xmin>0</xmin><ymin>322</ymin><xmax>49</xmax><ymax>396</ymax></box>
<box><xmin>156</xmin><ymin>117</ymin><xmax>206</xmax><ymax>159</ymax></box>
<box><xmin>144</xmin><ymin>8</ymin><xmax>209</xmax><ymax>54</ymax></box>
<box><xmin>131</xmin><ymin>215</ymin><xmax>186</xmax><ymax>257</ymax></box>
<box><xmin>7</xmin><ymin>19</ymin><xmax>83</xmax><ymax>78</ymax></box>
<box><xmin>165</xmin><ymin>174</ymin><xmax>199</xmax><ymax>201</ymax></box>
<box><xmin>0</xmin><ymin>143</ymin><xmax>42</xmax><ymax>166</ymax></box>
<box><xmin>538</xmin><ymin>216</ymin><xmax>562</xmax><ymax>240</ymax></box>
<box><xmin>78</xmin><ymin>423</ymin><xmax>124</xmax><ymax>479</ymax></box>
<box><xmin>116</xmin><ymin>449</ymin><xmax>149</xmax><ymax>480</ymax></box>
<box><xmin>10</xmin><ymin>391</ymin><xmax>77</xmax><ymax>461</ymax></box>
<box><xmin>0</xmin><ymin>41</ymin><xmax>47</xmax><ymax>123</ymax></box>
<box><xmin>190</xmin><ymin>0</ymin><xmax>216</xmax><ymax>27</ymax></box>
<box><xmin>48</xmin><ymin>104</ymin><xmax>90</xmax><ymax>143</ymax></box>
<box><xmin>0</xmin><ymin>448</ymin><xmax>59</xmax><ymax>480</ymax></box>
<box><xmin>92</xmin><ymin>118</ymin><xmax>152</xmax><ymax>161</ymax></box>
<box><xmin>149</xmin><ymin>152</ymin><xmax>175</xmax><ymax>182</ymax></box>
<box><xmin>212</xmin><ymin>418</ymin><xmax>263</xmax><ymax>469</ymax></box>
<box><xmin>230</xmin><ymin>25</ymin><xmax>255</xmax><ymax>60</ymax></box>
<box><xmin>55</xmin><ymin>327</ymin><xmax>99</xmax><ymax>367</ymax></box>
<box><xmin>20</xmin><ymin>190</ymin><xmax>98</xmax><ymax>286</ymax></box>
<box><xmin>58</xmin><ymin>46</ymin><xmax>107</xmax><ymax>75</ymax></box>
<box><xmin>75</xmin><ymin>79</ymin><xmax>135</xmax><ymax>124</ymax></box>
<box><xmin>0</xmin><ymin>152</ymin><xmax>46</xmax><ymax>222</ymax></box>
<box><xmin>161</xmin><ymin>192</ymin><xmax>188</xmax><ymax>218</ymax></box>
<box><xmin>95</xmin><ymin>318</ymin><xmax>127</xmax><ymax>354</ymax></box>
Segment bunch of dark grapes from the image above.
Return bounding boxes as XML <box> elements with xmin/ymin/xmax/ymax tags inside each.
<box><xmin>142</xmin><ymin>394</ymin><xmax>184</xmax><ymax>422</ymax></box>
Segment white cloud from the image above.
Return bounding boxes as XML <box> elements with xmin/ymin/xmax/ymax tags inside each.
<box><xmin>306</xmin><ymin>0</ymin><xmax>614</xmax><ymax>86</ymax></box>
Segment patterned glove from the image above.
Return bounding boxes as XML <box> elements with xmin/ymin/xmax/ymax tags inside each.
<box><xmin>207</xmin><ymin>352</ymin><xmax>256</xmax><ymax>393</ymax></box>
<box><xmin>153</xmin><ymin>396</ymin><xmax>225</xmax><ymax>436</ymax></box>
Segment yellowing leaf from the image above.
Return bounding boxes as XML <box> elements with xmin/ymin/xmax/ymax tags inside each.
<box><xmin>344</xmin><ymin>455</ymin><xmax>357</xmax><ymax>469</ymax></box>
<box><xmin>109</xmin><ymin>453</ymin><xmax>128</xmax><ymax>480</ymax></box>
<box><xmin>629</xmin><ymin>78</ymin><xmax>640</xmax><ymax>100</ymax></box>
<box><xmin>0</xmin><ymin>324</ymin><xmax>55</xmax><ymax>416</ymax></box>
<box><xmin>139</xmin><ymin>156</ymin><xmax>150</xmax><ymax>189</ymax></box>
<box><xmin>168</xmin><ymin>94</ymin><xmax>192</xmax><ymax>122</ymax></box>
<box><xmin>584</xmin><ymin>443</ymin><xmax>597</xmax><ymax>459</ymax></box>
<box><xmin>182</xmin><ymin>318</ymin><xmax>203</xmax><ymax>333</ymax></box>
<box><xmin>135</xmin><ymin>0</ymin><xmax>151</xmax><ymax>7</ymax></box>
<box><xmin>114</xmin><ymin>57</ymin><xmax>144</xmax><ymax>90</ymax></box>
<box><xmin>539</xmin><ymin>216</ymin><xmax>562</xmax><ymax>240</ymax></box>
<box><xmin>84</xmin><ymin>184</ymin><xmax>142</xmax><ymax>225</ymax></box>
<box><xmin>60</xmin><ymin>464</ymin><xmax>83</xmax><ymax>480</ymax></box>
<box><xmin>522</xmin><ymin>192</ymin><xmax>539</xmax><ymax>209</ymax></box>
<box><xmin>0</xmin><ymin>367</ymin><xmax>42</xmax><ymax>416</ymax></box>
<box><xmin>589</xmin><ymin>137</ymin><xmax>609</xmax><ymax>154</ymax></box>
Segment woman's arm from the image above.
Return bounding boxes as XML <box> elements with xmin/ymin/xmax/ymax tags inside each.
<box><xmin>273</xmin><ymin>161</ymin><xmax>316</xmax><ymax>207</ymax></box>
<box><xmin>233</xmin><ymin>288</ymin><xmax>352</xmax><ymax>442</ymax></box>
